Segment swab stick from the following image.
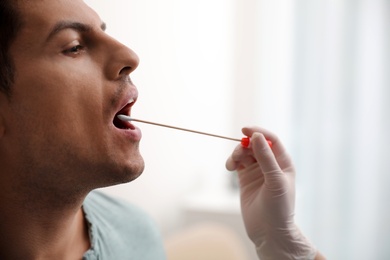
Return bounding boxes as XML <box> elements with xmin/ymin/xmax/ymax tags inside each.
<box><xmin>117</xmin><ymin>115</ymin><xmax>272</xmax><ymax>148</ymax></box>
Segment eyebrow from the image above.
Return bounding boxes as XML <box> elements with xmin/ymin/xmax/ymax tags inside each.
<box><xmin>46</xmin><ymin>21</ymin><xmax>107</xmax><ymax>42</ymax></box>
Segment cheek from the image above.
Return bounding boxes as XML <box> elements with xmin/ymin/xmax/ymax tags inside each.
<box><xmin>15</xmin><ymin>67</ymin><xmax>102</xmax><ymax>121</ymax></box>
<box><xmin>12</xmin><ymin>60</ymin><xmax>109</xmax><ymax>141</ymax></box>
<box><xmin>9</xmin><ymin>89</ymin><xmax>102</xmax><ymax>164</ymax></box>
<box><xmin>13</xmin><ymin>51</ymin><xmax>106</xmax><ymax>119</ymax></box>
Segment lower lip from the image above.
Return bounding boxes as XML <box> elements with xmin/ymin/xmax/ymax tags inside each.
<box><xmin>116</xmin><ymin>124</ymin><xmax>142</xmax><ymax>142</ymax></box>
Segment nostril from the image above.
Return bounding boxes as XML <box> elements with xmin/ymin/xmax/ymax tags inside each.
<box><xmin>119</xmin><ymin>66</ymin><xmax>133</xmax><ymax>76</ymax></box>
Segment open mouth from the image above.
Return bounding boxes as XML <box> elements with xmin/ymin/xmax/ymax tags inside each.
<box><xmin>113</xmin><ymin>98</ymin><xmax>136</xmax><ymax>130</ymax></box>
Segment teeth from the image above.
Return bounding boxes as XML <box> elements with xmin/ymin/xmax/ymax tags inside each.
<box><xmin>128</xmin><ymin>98</ymin><xmax>134</xmax><ymax>104</ymax></box>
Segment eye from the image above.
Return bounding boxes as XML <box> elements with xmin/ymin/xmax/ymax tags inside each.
<box><xmin>63</xmin><ymin>44</ymin><xmax>85</xmax><ymax>56</ymax></box>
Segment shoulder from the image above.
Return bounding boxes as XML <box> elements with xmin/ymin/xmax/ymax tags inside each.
<box><xmin>85</xmin><ymin>190</ymin><xmax>146</xmax><ymax>216</ymax></box>
<box><xmin>83</xmin><ymin>190</ymin><xmax>165</xmax><ymax>259</ymax></box>
<box><xmin>84</xmin><ymin>190</ymin><xmax>157</xmax><ymax>231</ymax></box>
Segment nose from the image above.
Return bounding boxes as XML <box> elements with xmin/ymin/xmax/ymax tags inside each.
<box><xmin>104</xmin><ymin>36</ymin><xmax>140</xmax><ymax>80</ymax></box>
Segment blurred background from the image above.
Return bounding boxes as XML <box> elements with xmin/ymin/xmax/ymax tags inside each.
<box><xmin>86</xmin><ymin>0</ymin><xmax>389</xmax><ymax>259</ymax></box>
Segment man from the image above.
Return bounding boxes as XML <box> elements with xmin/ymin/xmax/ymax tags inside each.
<box><xmin>0</xmin><ymin>0</ymin><xmax>325</xmax><ymax>259</ymax></box>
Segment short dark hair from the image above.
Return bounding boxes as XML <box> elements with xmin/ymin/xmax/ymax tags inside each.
<box><xmin>0</xmin><ymin>0</ymin><xmax>23</xmax><ymax>97</ymax></box>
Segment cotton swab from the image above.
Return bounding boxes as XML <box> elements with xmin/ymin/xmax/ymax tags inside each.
<box><xmin>117</xmin><ymin>115</ymin><xmax>272</xmax><ymax>148</ymax></box>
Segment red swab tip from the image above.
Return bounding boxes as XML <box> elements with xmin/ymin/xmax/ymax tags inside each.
<box><xmin>241</xmin><ymin>137</ymin><xmax>273</xmax><ymax>148</ymax></box>
<box><xmin>241</xmin><ymin>137</ymin><xmax>250</xmax><ymax>148</ymax></box>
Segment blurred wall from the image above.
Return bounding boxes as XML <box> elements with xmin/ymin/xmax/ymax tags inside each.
<box><xmin>84</xmin><ymin>0</ymin><xmax>238</xmax><ymax>236</ymax></box>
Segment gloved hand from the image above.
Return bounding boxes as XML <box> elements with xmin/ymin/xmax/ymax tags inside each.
<box><xmin>226</xmin><ymin>126</ymin><xmax>317</xmax><ymax>260</ymax></box>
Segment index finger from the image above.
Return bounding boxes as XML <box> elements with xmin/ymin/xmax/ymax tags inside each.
<box><xmin>242</xmin><ymin>126</ymin><xmax>293</xmax><ymax>170</ymax></box>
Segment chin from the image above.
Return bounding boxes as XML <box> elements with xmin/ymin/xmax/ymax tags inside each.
<box><xmin>92</xmin><ymin>157</ymin><xmax>145</xmax><ymax>188</ymax></box>
<box><xmin>124</xmin><ymin>161</ymin><xmax>145</xmax><ymax>183</ymax></box>
<box><xmin>116</xmin><ymin>158</ymin><xmax>145</xmax><ymax>184</ymax></box>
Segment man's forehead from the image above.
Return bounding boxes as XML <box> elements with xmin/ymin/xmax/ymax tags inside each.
<box><xmin>9</xmin><ymin>0</ymin><xmax>104</xmax><ymax>56</ymax></box>
<box><xmin>17</xmin><ymin>0</ymin><xmax>102</xmax><ymax>33</ymax></box>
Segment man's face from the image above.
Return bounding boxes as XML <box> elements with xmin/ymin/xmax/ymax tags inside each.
<box><xmin>2</xmin><ymin>0</ymin><xmax>144</xmax><ymax>190</ymax></box>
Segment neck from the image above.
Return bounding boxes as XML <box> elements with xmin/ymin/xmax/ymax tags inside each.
<box><xmin>0</xmin><ymin>185</ymin><xmax>91</xmax><ymax>259</ymax></box>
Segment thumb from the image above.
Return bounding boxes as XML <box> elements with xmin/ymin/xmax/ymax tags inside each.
<box><xmin>252</xmin><ymin>133</ymin><xmax>288</xmax><ymax>193</ymax></box>
<box><xmin>251</xmin><ymin>133</ymin><xmax>283</xmax><ymax>175</ymax></box>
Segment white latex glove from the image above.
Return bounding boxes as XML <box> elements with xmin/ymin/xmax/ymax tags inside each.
<box><xmin>226</xmin><ymin>127</ymin><xmax>317</xmax><ymax>260</ymax></box>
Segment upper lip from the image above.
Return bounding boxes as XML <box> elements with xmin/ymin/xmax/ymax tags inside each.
<box><xmin>115</xmin><ymin>90</ymin><xmax>138</xmax><ymax>118</ymax></box>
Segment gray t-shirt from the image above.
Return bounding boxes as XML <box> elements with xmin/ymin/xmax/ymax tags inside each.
<box><xmin>82</xmin><ymin>190</ymin><xmax>166</xmax><ymax>260</ymax></box>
